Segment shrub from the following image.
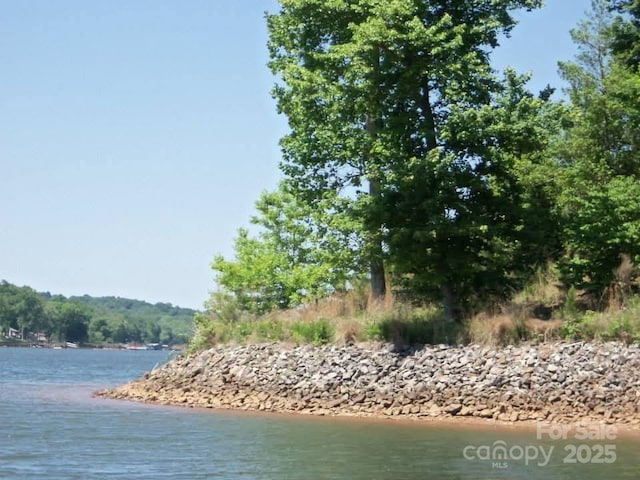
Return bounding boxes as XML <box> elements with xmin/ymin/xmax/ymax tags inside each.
<box><xmin>253</xmin><ymin>319</ymin><xmax>285</xmax><ymax>342</ymax></box>
<box><xmin>364</xmin><ymin>306</ymin><xmax>458</xmax><ymax>346</ymax></box>
<box><xmin>560</xmin><ymin>287</ymin><xmax>582</xmax><ymax>339</ymax></box>
<box><xmin>290</xmin><ymin>319</ymin><xmax>334</xmax><ymax>345</ymax></box>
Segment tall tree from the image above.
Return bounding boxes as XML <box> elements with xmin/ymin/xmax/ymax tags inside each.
<box><xmin>610</xmin><ymin>0</ymin><xmax>640</xmax><ymax>69</ymax></box>
<box><xmin>385</xmin><ymin>70</ymin><xmax>565</xmax><ymax>311</ymax></box>
<box><xmin>267</xmin><ymin>0</ymin><xmax>543</xmax><ymax>315</ymax></box>
<box><xmin>556</xmin><ymin>0</ymin><xmax>640</xmax><ymax>298</ymax></box>
<box><xmin>0</xmin><ymin>281</ymin><xmax>48</xmax><ymax>337</ymax></box>
<box><xmin>47</xmin><ymin>301</ymin><xmax>91</xmax><ymax>343</ymax></box>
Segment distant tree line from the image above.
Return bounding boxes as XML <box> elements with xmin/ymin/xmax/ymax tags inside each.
<box><xmin>0</xmin><ymin>280</ymin><xmax>195</xmax><ymax>345</ymax></box>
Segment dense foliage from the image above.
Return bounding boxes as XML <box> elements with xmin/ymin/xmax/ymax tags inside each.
<box><xmin>556</xmin><ymin>0</ymin><xmax>640</xmax><ymax>300</ymax></box>
<box><xmin>211</xmin><ymin>184</ymin><xmax>363</xmax><ymax>314</ymax></box>
<box><xmin>0</xmin><ymin>280</ymin><xmax>194</xmax><ymax>345</ymax></box>
<box><xmin>207</xmin><ymin>0</ymin><xmax>640</xmax><ymax>327</ymax></box>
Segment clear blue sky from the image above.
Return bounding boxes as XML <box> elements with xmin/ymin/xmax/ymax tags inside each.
<box><xmin>1</xmin><ymin>0</ymin><xmax>591</xmax><ymax>309</ymax></box>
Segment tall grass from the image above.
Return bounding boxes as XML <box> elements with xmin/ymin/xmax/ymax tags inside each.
<box><xmin>190</xmin><ymin>289</ymin><xmax>462</xmax><ymax>351</ymax></box>
<box><xmin>191</xmin><ymin>261</ymin><xmax>640</xmax><ymax>351</ymax></box>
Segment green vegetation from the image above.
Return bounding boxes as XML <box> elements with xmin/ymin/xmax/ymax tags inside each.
<box><xmin>193</xmin><ymin>0</ymin><xmax>640</xmax><ymax>350</ymax></box>
<box><xmin>211</xmin><ymin>186</ymin><xmax>361</xmax><ymax>314</ymax></box>
<box><xmin>193</xmin><ymin>263</ymin><xmax>639</xmax><ymax>349</ymax></box>
<box><xmin>266</xmin><ymin>0</ymin><xmax>555</xmax><ymax>313</ymax></box>
<box><xmin>0</xmin><ymin>280</ymin><xmax>195</xmax><ymax>346</ymax></box>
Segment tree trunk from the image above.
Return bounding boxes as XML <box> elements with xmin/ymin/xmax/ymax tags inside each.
<box><xmin>370</xmin><ymin>258</ymin><xmax>386</xmax><ymax>301</ymax></box>
<box><xmin>367</xmin><ymin>174</ymin><xmax>386</xmax><ymax>301</ymax></box>
<box><xmin>421</xmin><ymin>76</ymin><xmax>438</xmax><ymax>151</ymax></box>
<box><xmin>441</xmin><ymin>284</ymin><xmax>458</xmax><ymax>323</ymax></box>
<box><xmin>365</xmin><ymin>45</ymin><xmax>386</xmax><ymax>302</ymax></box>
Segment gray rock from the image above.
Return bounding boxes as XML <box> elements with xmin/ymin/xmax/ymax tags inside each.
<box><xmin>445</xmin><ymin>403</ymin><xmax>462</xmax><ymax>415</ymax></box>
<box><xmin>101</xmin><ymin>341</ymin><xmax>640</xmax><ymax>427</ymax></box>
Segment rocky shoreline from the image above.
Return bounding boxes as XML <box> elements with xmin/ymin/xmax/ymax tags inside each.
<box><xmin>97</xmin><ymin>342</ymin><xmax>640</xmax><ymax>427</ymax></box>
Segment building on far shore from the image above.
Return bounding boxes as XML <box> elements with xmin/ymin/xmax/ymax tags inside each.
<box><xmin>7</xmin><ymin>328</ymin><xmax>21</xmax><ymax>339</ymax></box>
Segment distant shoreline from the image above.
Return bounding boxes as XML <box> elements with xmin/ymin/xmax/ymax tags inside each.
<box><xmin>97</xmin><ymin>341</ymin><xmax>640</xmax><ymax>431</ymax></box>
<box><xmin>0</xmin><ymin>340</ymin><xmax>184</xmax><ymax>351</ymax></box>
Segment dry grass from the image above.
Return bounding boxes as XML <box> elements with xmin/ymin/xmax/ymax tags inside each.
<box><xmin>191</xmin><ymin>261</ymin><xmax>640</xmax><ymax>351</ymax></box>
<box><xmin>606</xmin><ymin>254</ymin><xmax>640</xmax><ymax>311</ymax></box>
<box><xmin>333</xmin><ymin>318</ymin><xmax>366</xmax><ymax>345</ymax></box>
<box><xmin>511</xmin><ymin>262</ymin><xmax>564</xmax><ymax>310</ymax></box>
<box><xmin>464</xmin><ymin>263</ymin><xmax>565</xmax><ymax>345</ymax></box>
<box><xmin>465</xmin><ymin>314</ymin><xmax>555</xmax><ymax>346</ymax></box>
<box><xmin>526</xmin><ymin>318</ymin><xmax>563</xmax><ymax>341</ymax></box>
<box><xmin>466</xmin><ymin>314</ymin><xmax>512</xmax><ymax>346</ymax></box>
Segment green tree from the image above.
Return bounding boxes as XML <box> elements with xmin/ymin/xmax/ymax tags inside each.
<box><xmin>384</xmin><ymin>70</ymin><xmax>565</xmax><ymax>311</ymax></box>
<box><xmin>556</xmin><ymin>0</ymin><xmax>640</xmax><ymax>298</ymax></box>
<box><xmin>88</xmin><ymin>316</ymin><xmax>112</xmax><ymax>344</ymax></box>
<box><xmin>47</xmin><ymin>301</ymin><xmax>91</xmax><ymax>343</ymax></box>
<box><xmin>268</xmin><ymin>0</ymin><xmax>543</xmax><ymax>316</ymax></box>
<box><xmin>610</xmin><ymin>0</ymin><xmax>640</xmax><ymax>70</ymax></box>
<box><xmin>212</xmin><ymin>183</ymin><xmax>361</xmax><ymax>314</ymax></box>
<box><xmin>0</xmin><ymin>281</ymin><xmax>48</xmax><ymax>337</ymax></box>
<box><xmin>159</xmin><ymin>325</ymin><xmax>175</xmax><ymax>345</ymax></box>
<box><xmin>112</xmin><ymin>320</ymin><xmax>130</xmax><ymax>344</ymax></box>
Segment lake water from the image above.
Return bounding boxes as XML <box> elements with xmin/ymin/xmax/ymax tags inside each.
<box><xmin>0</xmin><ymin>348</ymin><xmax>638</xmax><ymax>479</ymax></box>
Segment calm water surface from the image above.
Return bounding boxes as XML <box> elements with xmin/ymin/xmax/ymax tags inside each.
<box><xmin>0</xmin><ymin>348</ymin><xmax>638</xmax><ymax>479</ymax></box>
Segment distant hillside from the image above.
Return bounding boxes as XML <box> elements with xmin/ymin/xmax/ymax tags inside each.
<box><xmin>67</xmin><ymin>295</ymin><xmax>197</xmax><ymax>345</ymax></box>
<box><xmin>69</xmin><ymin>295</ymin><xmax>196</xmax><ymax>323</ymax></box>
<box><xmin>0</xmin><ymin>280</ymin><xmax>195</xmax><ymax>345</ymax></box>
